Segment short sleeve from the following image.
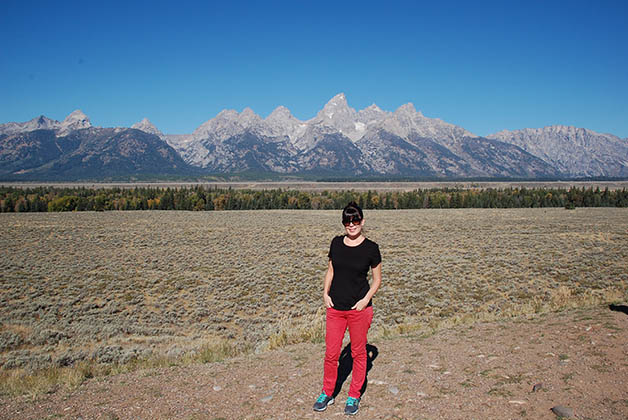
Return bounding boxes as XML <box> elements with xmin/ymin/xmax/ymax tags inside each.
<box><xmin>327</xmin><ymin>238</ymin><xmax>335</xmax><ymax>259</ymax></box>
<box><xmin>370</xmin><ymin>242</ymin><xmax>382</xmax><ymax>268</ymax></box>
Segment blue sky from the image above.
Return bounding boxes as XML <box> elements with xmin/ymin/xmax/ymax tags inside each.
<box><xmin>2</xmin><ymin>0</ymin><xmax>627</xmax><ymax>137</ymax></box>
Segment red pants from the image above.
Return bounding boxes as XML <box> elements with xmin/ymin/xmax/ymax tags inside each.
<box><xmin>322</xmin><ymin>306</ymin><xmax>373</xmax><ymax>399</ymax></box>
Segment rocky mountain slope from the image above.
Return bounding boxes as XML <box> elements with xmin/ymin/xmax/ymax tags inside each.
<box><xmin>1</xmin><ymin>95</ymin><xmax>627</xmax><ymax>179</ymax></box>
<box><xmin>0</xmin><ymin>110</ymin><xmax>92</xmax><ymax>137</ymax></box>
<box><xmin>489</xmin><ymin>125</ymin><xmax>628</xmax><ymax>177</ymax></box>
<box><xmin>0</xmin><ymin>112</ymin><xmax>191</xmax><ymax>180</ymax></box>
<box><xmin>162</xmin><ymin>93</ymin><xmax>560</xmax><ymax>177</ymax></box>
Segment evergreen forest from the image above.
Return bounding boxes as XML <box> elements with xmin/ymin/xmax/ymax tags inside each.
<box><xmin>0</xmin><ymin>185</ymin><xmax>627</xmax><ymax>212</ymax></box>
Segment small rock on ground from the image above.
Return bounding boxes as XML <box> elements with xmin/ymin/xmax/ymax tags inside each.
<box><xmin>551</xmin><ymin>405</ymin><xmax>575</xmax><ymax>418</ymax></box>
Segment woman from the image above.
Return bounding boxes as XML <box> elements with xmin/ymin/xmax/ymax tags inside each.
<box><xmin>313</xmin><ymin>202</ymin><xmax>382</xmax><ymax>416</ymax></box>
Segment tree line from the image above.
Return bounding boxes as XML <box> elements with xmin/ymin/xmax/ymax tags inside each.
<box><xmin>0</xmin><ymin>185</ymin><xmax>626</xmax><ymax>212</ymax></box>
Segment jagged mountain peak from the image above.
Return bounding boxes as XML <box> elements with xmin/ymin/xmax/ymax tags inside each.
<box><xmin>267</xmin><ymin>106</ymin><xmax>293</xmax><ymax>119</ymax></box>
<box><xmin>35</xmin><ymin>115</ymin><xmax>52</xmax><ymax>124</ymax></box>
<box><xmin>32</xmin><ymin>115</ymin><xmax>59</xmax><ymax>129</ymax></box>
<box><xmin>131</xmin><ymin>118</ymin><xmax>162</xmax><ymax>136</ymax></box>
<box><xmin>311</xmin><ymin>93</ymin><xmax>361</xmax><ymax>141</ymax></box>
<box><xmin>0</xmin><ymin>114</ymin><xmax>61</xmax><ymax>135</ymax></box>
<box><xmin>136</xmin><ymin>117</ymin><xmax>152</xmax><ymax>125</ymax></box>
<box><xmin>63</xmin><ymin>110</ymin><xmax>90</xmax><ymax>124</ymax></box>
<box><xmin>318</xmin><ymin>93</ymin><xmax>356</xmax><ymax>120</ymax></box>
<box><xmin>239</xmin><ymin>107</ymin><xmax>262</xmax><ymax>125</ymax></box>
<box><xmin>215</xmin><ymin>109</ymin><xmax>239</xmax><ymax>120</ymax></box>
<box><xmin>491</xmin><ymin>125</ymin><xmax>621</xmax><ymax>141</ymax></box>
<box><xmin>266</xmin><ymin>106</ymin><xmax>303</xmax><ymax>126</ymax></box>
<box><xmin>394</xmin><ymin>103</ymin><xmax>422</xmax><ymax>117</ymax></box>
<box><xmin>488</xmin><ymin>124</ymin><xmax>628</xmax><ymax>177</ymax></box>
<box><xmin>58</xmin><ymin>110</ymin><xmax>91</xmax><ymax>135</ymax></box>
<box><xmin>377</xmin><ymin>102</ymin><xmax>474</xmax><ymax>143</ymax></box>
<box><xmin>191</xmin><ymin>107</ymin><xmax>264</xmax><ymax>143</ymax></box>
<box><xmin>541</xmin><ymin>125</ymin><xmax>619</xmax><ymax>139</ymax></box>
<box><xmin>357</xmin><ymin>103</ymin><xmax>388</xmax><ymax>122</ymax></box>
<box><xmin>365</xmin><ymin>103</ymin><xmax>383</xmax><ymax>112</ymax></box>
<box><xmin>2</xmin><ymin>101</ymin><xmax>625</xmax><ymax>178</ymax></box>
<box><xmin>263</xmin><ymin>106</ymin><xmax>306</xmax><ymax>142</ymax></box>
<box><xmin>212</xmin><ymin>107</ymin><xmax>261</xmax><ymax>121</ymax></box>
<box><xmin>327</xmin><ymin>92</ymin><xmax>348</xmax><ymax>105</ymax></box>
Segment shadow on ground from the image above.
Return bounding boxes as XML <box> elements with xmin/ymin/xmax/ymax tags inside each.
<box><xmin>609</xmin><ymin>304</ymin><xmax>628</xmax><ymax>315</ymax></box>
<box><xmin>332</xmin><ymin>343</ymin><xmax>379</xmax><ymax>398</ymax></box>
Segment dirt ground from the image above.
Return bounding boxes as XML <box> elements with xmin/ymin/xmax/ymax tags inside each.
<box><xmin>2</xmin><ymin>305</ymin><xmax>627</xmax><ymax>420</ymax></box>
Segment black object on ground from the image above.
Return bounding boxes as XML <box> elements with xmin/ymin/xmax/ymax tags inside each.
<box><xmin>609</xmin><ymin>304</ymin><xmax>628</xmax><ymax>315</ymax></box>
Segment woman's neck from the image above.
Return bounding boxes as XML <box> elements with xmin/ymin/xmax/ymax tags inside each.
<box><xmin>344</xmin><ymin>233</ymin><xmax>365</xmax><ymax>245</ymax></box>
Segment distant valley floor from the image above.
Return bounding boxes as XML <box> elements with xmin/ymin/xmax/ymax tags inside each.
<box><xmin>2</xmin><ymin>180</ymin><xmax>628</xmax><ymax>191</ymax></box>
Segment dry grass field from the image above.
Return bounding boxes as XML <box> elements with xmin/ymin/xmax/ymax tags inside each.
<box><xmin>1</xmin><ymin>208</ymin><xmax>627</xmax><ymax>395</ymax></box>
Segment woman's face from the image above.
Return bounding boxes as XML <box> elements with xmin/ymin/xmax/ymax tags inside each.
<box><xmin>343</xmin><ymin>218</ymin><xmax>364</xmax><ymax>237</ymax></box>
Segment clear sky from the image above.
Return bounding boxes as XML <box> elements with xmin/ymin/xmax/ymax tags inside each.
<box><xmin>2</xmin><ymin>0</ymin><xmax>627</xmax><ymax>137</ymax></box>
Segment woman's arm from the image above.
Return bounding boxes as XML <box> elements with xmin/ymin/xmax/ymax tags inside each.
<box><xmin>351</xmin><ymin>262</ymin><xmax>382</xmax><ymax>311</ymax></box>
<box><xmin>323</xmin><ymin>259</ymin><xmax>334</xmax><ymax>308</ymax></box>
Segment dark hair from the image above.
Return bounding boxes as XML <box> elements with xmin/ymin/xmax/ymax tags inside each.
<box><xmin>342</xmin><ymin>201</ymin><xmax>363</xmax><ymax>224</ymax></box>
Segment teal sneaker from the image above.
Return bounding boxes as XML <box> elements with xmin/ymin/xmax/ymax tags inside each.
<box><xmin>344</xmin><ymin>396</ymin><xmax>360</xmax><ymax>415</ymax></box>
<box><xmin>313</xmin><ymin>392</ymin><xmax>334</xmax><ymax>412</ymax></box>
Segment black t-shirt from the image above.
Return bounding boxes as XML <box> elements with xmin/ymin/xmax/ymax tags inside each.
<box><xmin>328</xmin><ymin>235</ymin><xmax>382</xmax><ymax>311</ymax></box>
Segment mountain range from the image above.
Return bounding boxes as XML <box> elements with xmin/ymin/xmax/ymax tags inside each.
<box><xmin>1</xmin><ymin>93</ymin><xmax>627</xmax><ymax>180</ymax></box>
<box><xmin>0</xmin><ymin>111</ymin><xmax>189</xmax><ymax>179</ymax></box>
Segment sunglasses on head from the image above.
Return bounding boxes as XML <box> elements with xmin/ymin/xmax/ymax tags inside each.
<box><xmin>343</xmin><ymin>218</ymin><xmax>362</xmax><ymax>227</ymax></box>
